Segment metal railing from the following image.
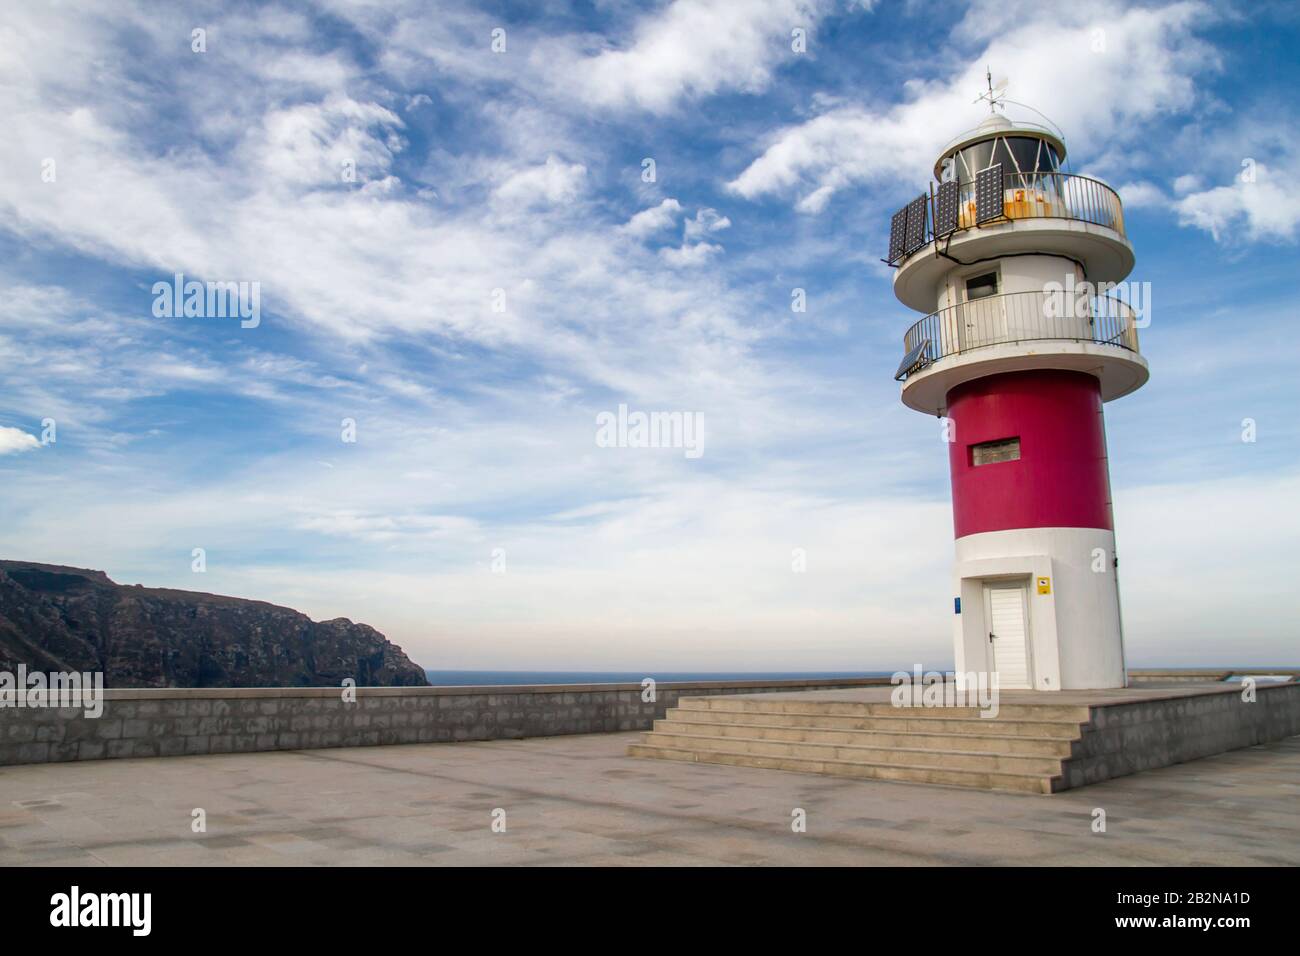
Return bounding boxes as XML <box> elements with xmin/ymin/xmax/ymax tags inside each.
<box><xmin>889</xmin><ymin>172</ymin><xmax>1126</xmax><ymax>265</ymax></box>
<box><xmin>897</xmin><ymin>290</ymin><xmax>1140</xmax><ymax>381</ymax></box>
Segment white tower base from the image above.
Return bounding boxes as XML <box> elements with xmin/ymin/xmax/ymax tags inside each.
<box><xmin>952</xmin><ymin>528</ymin><xmax>1126</xmax><ymax>691</ymax></box>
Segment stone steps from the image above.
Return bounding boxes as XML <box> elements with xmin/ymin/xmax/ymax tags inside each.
<box><xmin>629</xmin><ymin>695</ymin><xmax>1091</xmax><ymax>794</ymax></box>
<box><xmin>650</xmin><ymin>718</ymin><xmax>1076</xmax><ymax>757</ymax></box>
<box><xmin>627</xmin><ymin>742</ymin><xmax>1061</xmax><ymax>794</ymax></box>
<box><xmin>677</xmin><ymin>696</ymin><xmax>1092</xmax><ymax>722</ymax></box>
<box><xmin>664</xmin><ymin>705</ymin><xmax>1083</xmax><ymax>738</ymax></box>
<box><xmin>638</xmin><ymin>731</ymin><xmax>1065</xmax><ymax>775</ymax></box>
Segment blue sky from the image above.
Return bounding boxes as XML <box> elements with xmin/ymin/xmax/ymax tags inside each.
<box><xmin>1</xmin><ymin>0</ymin><xmax>1298</xmax><ymax>671</ymax></box>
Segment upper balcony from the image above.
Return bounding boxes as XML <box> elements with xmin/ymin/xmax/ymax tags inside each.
<box><xmin>894</xmin><ymin>289</ymin><xmax>1149</xmax><ymax>414</ymax></box>
<box><xmin>887</xmin><ymin>172</ymin><xmax>1135</xmax><ymax>313</ymax></box>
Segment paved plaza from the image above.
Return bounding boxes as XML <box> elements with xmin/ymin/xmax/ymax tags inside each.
<box><xmin>2</xmin><ymin>729</ymin><xmax>1296</xmax><ymax>865</ymax></box>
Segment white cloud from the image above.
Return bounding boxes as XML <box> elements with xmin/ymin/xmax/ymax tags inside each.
<box><xmin>296</xmin><ymin>510</ymin><xmax>480</xmax><ymax>543</ymax></box>
<box><xmin>493</xmin><ymin>155</ymin><xmax>587</xmax><ymax>207</ymax></box>
<box><xmin>660</xmin><ymin>241</ymin><xmax>724</xmax><ymax>267</ymax></box>
<box><xmin>559</xmin><ymin>0</ymin><xmax>827</xmax><ymax>114</ymax></box>
<box><xmin>619</xmin><ymin>198</ymin><xmax>684</xmax><ymax>239</ymax></box>
<box><xmin>729</xmin><ymin>106</ymin><xmax>888</xmax><ymax>209</ymax></box>
<box><xmin>729</xmin><ymin>2</ymin><xmax>1217</xmax><ymax>212</ymax></box>
<box><xmin>655</xmin><ymin>207</ymin><xmax>732</xmax><ymax>266</ymax></box>
<box><xmin>1175</xmin><ymin>165</ymin><xmax>1300</xmax><ymax>243</ymax></box>
<box><xmin>251</xmin><ymin>95</ymin><xmax>406</xmax><ymax>189</ymax></box>
<box><xmin>1117</xmin><ymin>472</ymin><xmax>1300</xmax><ymax>665</ymax></box>
<box><xmin>1113</xmin><ymin>180</ymin><xmax>1167</xmax><ymax>210</ymax></box>
<box><xmin>683</xmin><ymin>207</ymin><xmax>731</xmax><ymax>240</ymax></box>
<box><xmin>0</xmin><ymin>426</ymin><xmax>40</xmax><ymax>455</ymax></box>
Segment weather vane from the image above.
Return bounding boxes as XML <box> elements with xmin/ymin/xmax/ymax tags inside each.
<box><xmin>974</xmin><ymin>66</ymin><xmax>1007</xmax><ymax>114</ymax></box>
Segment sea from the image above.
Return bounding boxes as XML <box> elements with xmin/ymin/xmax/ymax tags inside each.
<box><xmin>425</xmin><ymin>670</ymin><xmax>896</xmax><ymax>686</ymax></box>
<box><xmin>424</xmin><ymin>669</ymin><xmax>1284</xmax><ymax>685</ymax></box>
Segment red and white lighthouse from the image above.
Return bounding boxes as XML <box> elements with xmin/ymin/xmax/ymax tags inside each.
<box><xmin>889</xmin><ymin>101</ymin><xmax>1147</xmax><ymax>690</ymax></box>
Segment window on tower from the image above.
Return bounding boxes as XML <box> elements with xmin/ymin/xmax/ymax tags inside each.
<box><xmin>971</xmin><ymin>437</ymin><xmax>1021</xmax><ymax>466</ymax></box>
<box><xmin>965</xmin><ymin>272</ymin><xmax>999</xmax><ymax>300</ymax></box>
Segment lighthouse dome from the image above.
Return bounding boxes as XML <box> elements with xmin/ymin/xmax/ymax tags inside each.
<box><xmin>934</xmin><ymin>113</ymin><xmax>1067</xmax><ymax>185</ymax></box>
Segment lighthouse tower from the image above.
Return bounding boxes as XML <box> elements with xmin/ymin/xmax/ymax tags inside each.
<box><xmin>888</xmin><ymin>92</ymin><xmax>1147</xmax><ymax>691</ymax></box>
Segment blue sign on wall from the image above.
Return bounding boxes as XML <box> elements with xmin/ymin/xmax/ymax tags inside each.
<box><xmin>954</xmin><ymin>597</ymin><xmax>962</xmax><ymax>614</ymax></box>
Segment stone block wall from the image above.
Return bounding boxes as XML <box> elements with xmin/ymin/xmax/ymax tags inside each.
<box><xmin>1064</xmin><ymin>681</ymin><xmax>1300</xmax><ymax>787</ymax></box>
<box><xmin>0</xmin><ymin>678</ymin><xmax>889</xmax><ymax>767</ymax></box>
<box><xmin>1127</xmin><ymin>668</ymin><xmax>1300</xmax><ymax>684</ymax></box>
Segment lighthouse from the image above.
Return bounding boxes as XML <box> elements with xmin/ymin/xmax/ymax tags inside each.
<box><xmin>888</xmin><ymin>90</ymin><xmax>1147</xmax><ymax>691</ymax></box>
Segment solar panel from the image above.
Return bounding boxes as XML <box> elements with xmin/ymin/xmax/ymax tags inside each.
<box><xmin>894</xmin><ymin>339</ymin><xmax>932</xmax><ymax>381</ymax></box>
<box><xmin>934</xmin><ymin>180</ymin><xmax>959</xmax><ymax>236</ymax></box>
<box><xmin>887</xmin><ymin>205</ymin><xmax>908</xmax><ymax>263</ymax></box>
<box><xmin>903</xmin><ymin>194</ymin><xmax>928</xmax><ymax>255</ymax></box>
<box><xmin>976</xmin><ymin>164</ymin><xmax>1003</xmax><ymax>224</ymax></box>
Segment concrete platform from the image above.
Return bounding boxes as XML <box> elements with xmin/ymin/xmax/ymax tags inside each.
<box><xmin>630</xmin><ymin>681</ymin><xmax>1300</xmax><ymax>793</ymax></box>
<box><xmin>1</xmin><ymin>729</ymin><xmax>1297</xmax><ymax>866</ymax></box>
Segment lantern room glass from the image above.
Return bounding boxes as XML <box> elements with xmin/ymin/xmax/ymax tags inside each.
<box><xmin>942</xmin><ymin>135</ymin><xmax>1062</xmax><ymax>187</ymax></box>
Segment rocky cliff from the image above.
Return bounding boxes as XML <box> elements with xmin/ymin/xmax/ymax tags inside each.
<box><xmin>0</xmin><ymin>561</ymin><xmax>429</xmax><ymax>688</ymax></box>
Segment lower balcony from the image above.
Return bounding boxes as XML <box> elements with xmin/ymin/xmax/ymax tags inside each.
<box><xmin>895</xmin><ymin>289</ymin><xmax>1149</xmax><ymax>414</ymax></box>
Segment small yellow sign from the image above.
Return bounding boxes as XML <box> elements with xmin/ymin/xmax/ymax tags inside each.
<box><xmin>1037</xmin><ymin>576</ymin><xmax>1051</xmax><ymax>595</ymax></box>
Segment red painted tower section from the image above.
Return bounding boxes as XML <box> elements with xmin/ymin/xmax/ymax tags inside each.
<box><xmin>946</xmin><ymin>370</ymin><xmax>1111</xmax><ymax>539</ymax></box>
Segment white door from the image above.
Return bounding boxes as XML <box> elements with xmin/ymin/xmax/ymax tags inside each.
<box><xmin>958</xmin><ymin>272</ymin><xmax>1005</xmax><ymax>350</ymax></box>
<box><xmin>963</xmin><ymin>294</ymin><xmax>1004</xmax><ymax>348</ymax></box>
<box><xmin>985</xmin><ymin>583</ymin><xmax>1032</xmax><ymax>689</ymax></box>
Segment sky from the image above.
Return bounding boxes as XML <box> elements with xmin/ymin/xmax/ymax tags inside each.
<box><xmin>1</xmin><ymin>0</ymin><xmax>1298</xmax><ymax>672</ymax></box>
